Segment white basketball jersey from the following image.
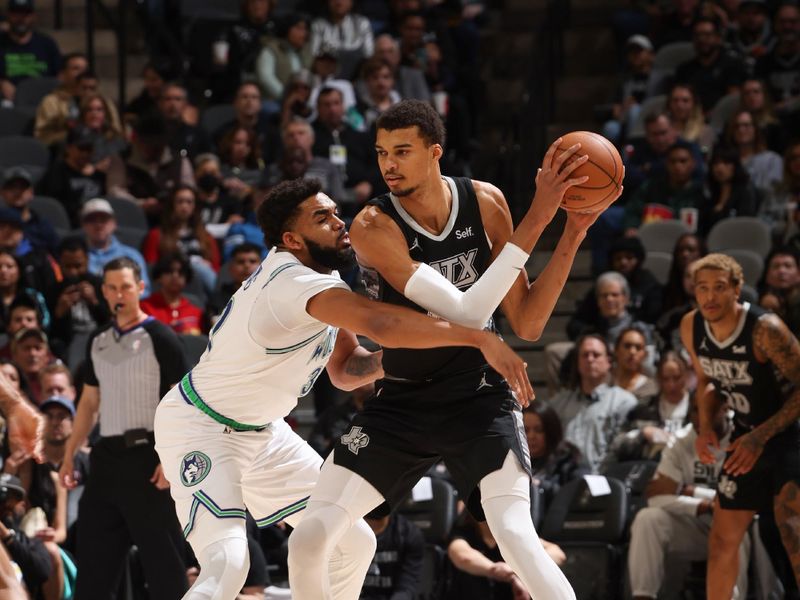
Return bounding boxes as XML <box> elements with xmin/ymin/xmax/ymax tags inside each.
<box><xmin>182</xmin><ymin>250</ymin><xmax>348</xmax><ymax>428</ymax></box>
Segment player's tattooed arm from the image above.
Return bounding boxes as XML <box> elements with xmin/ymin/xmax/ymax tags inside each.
<box><xmin>753</xmin><ymin>314</ymin><xmax>800</xmax><ymax>444</ymax></box>
<box><xmin>326</xmin><ymin>329</ymin><xmax>384</xmax><ymax>391</ymax></box>
<box><xmin>344</xmin><ymin>351</ymin><xmax>383</xmax><ymax>378</ymax></box>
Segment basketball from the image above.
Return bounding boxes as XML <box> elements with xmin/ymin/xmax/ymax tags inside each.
<box><xmin>557</xmin><ymin>131</ymin><xmax>624</xmax><ymax>213</ymax></box>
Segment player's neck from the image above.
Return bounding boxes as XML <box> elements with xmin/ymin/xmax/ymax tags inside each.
<box><xmin>707</xmin><ymin>303</ymin><xmax>743</xmax><ymax>342</ymax></box>
<box><xmin>280</xmin><ymin>247</ymin><xmax>333</xmax><ymax>276</ymax></box>
<box><xmin>395</xmin><ymin>176</ymin><xmax>452</xmax><ymax>235</ymax></box>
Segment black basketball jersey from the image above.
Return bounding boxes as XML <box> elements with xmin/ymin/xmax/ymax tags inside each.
<box><xmin>361</xmin><ymin>176</ymin><xmax>495</xmax><ymax>381</ymax></box>
<box><xmin>693</xmin><ymin>303</ymin><xmax>798</xmax><ymax>441</ymax></box>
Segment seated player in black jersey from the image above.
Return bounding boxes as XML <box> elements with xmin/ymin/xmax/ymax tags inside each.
<box><xmin>680</xmin><ymin>253</ymin><xmax>800</xmax><ymax>600</ymax></box>
<box><xmin>288</xmin><ymin>100</ymin><xmax>623</xmax><ymax>599</ymax></box>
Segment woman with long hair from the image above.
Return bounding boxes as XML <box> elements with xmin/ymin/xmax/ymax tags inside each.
<box><xmin>699</xmin><ymin>144</ymin><xmax>761</xmax><ymax>235</ymax></box>
<box><xmin>0</xmin><ymin>251</ymin><xmax>49</xmax><ymax>332</ymax></box>
<box><xmin>666</xmin><ymin>83</ymin><xmax>716</xmax><ymax>151</ymax></box>
<box><xmin>611</xmin><ymin>326</ymin><xmax>658</xmax><ymax>402</ymax></box>
<box><xmin>662</xmin><ymin>234</ymin><xmax>706</xmax><ymax>313</ymax></box>
<box><xmin>217</xmin><ymin>125</ymin><xmax>264</xmax><ymax>199</ymax></box>
<box><xmin>739</xmin><ymin>78</ymin><xmax>784</xmax><ymax>152</ymax></box>
<box><xmin>142</xmin><ymin>185</ymin><xmax>220</xmax><ymax>294</ymax></box>
<box><xmin>79</xmin><ymin>93</ymin><xmax>127</xmax><ymax>169</ymax></box>
<box><xmin>725</xmin><ymin>109</ymin><xmax>783</xmax><ymax>192</ymax></box>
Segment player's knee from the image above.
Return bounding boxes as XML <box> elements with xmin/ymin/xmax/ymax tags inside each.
<box><xmin>338</xmin><ymin>519</ymin><xmax>377</xmax><ymax>560</ymax></box>
<box><xmin>708</xmin><ymin>525</ymin><xmax>741</xmax><ymax>553</ymax></box>
<box><xmin>288</xmin><ymin>518</ymin><xmax>329</xmax><ymax>567</ymax></box>
<box><xmin>192</xmin><ymin>537</ymin><xmax>250</xmax><ymax>597</ymax></box>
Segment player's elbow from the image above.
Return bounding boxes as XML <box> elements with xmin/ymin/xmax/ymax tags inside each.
<box><xmin>514</xmin><ymin>319</ymin><xmax>545</xmax><ymax>342</ymax></box>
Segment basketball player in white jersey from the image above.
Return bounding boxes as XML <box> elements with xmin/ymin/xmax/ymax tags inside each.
<box><xmin>154</xmin><ymin>178</ymin><xmax>532</xmax><ymax>600</ymax></box>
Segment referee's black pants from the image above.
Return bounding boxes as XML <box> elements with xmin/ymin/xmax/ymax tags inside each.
<box><xmin>75</xmin><ymin>436</ymin><xmax>188</xmax><ymax>600</ymax></box>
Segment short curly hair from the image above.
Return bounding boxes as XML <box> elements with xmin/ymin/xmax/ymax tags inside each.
<box><xmin>376</xmin><ymin>99</ymin><xmax>445</xmax><ymax>148</ymax></box>
<box><xmin>690</xmin><ymin>253</ymin><xmax>744</xmax><ymax>287</ymax></box>
<box><xmin>257</xmin><ymin>178</ymin><xmax>322</xmax><ymax>248</ymax></box>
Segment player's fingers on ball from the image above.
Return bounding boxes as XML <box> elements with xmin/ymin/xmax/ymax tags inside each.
<box><xmin>544</xmin><ymin>138</ymin><xmax>562</xmax><ymax>167</ymax></box>
<box><xmin>553</xmin><ymin>143</ymin><xmax>582</xmax><ymax>172</ymax></box>
<box><xmin>559</xmin><ymin>153</ymin><xmax>589</xmax><ymax>180</ymax></box>
<box><xmin>562</xmin><ymin>175</ymin><xmax>590</xmax><ymax>190</ymax></box>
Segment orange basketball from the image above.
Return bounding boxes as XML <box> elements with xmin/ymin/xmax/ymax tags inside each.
<box><xmin>557</xmin><ymin>131</ymin><xmax>624</xmax><ymax>213</ymax></box>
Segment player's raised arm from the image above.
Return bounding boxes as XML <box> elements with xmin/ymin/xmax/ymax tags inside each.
<box><xmin>680</xmin><ymin>310</ymin><xmax>720</xmax><ymax>464</ymax></box>
<box><xmin>307</xmin><ymin>287</ymin><xmax>534</xmax><ymax>405</ymax></box>
<box><xmin>350</xmin><ymin>139</ymin><xmax>596</xmax><ymax>334</ymax></box>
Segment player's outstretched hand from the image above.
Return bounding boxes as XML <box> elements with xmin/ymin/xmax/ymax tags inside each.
<box><xmin>478</xmin><ymin>333</ymin><xmax>534</xmax><ymax>407</ymax></box>
<box><xmin>530</xmin><ymin>138</ymin><xmax>590</xmax><ymax>225</ymax></box>
<box><xmin>694</xmin><ymin>429</ymin><xmax>720</xmax><ymax>465</ymax></box>
<box><xmin>723</xmin><ymin>431</ymin><xmax>765</xmax><ymax>476</ymax></box>
<box><xmin>6</xmin><ymin>400</ymin><xmax>44</xmax><ymax>464</ymax></box>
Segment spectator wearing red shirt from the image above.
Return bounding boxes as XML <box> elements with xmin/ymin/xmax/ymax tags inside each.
<box><xmin>141</xmin><ymin>253</ymin><xmax>204</xmax><ymax>335</ymax></box>
<box><xmin>142</xmin><ymin>185</ymin><xmax>220</xmax><ymax>295</ymax></box>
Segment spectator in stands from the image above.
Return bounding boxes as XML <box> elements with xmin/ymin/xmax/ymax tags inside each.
<box><xmin>755</xmin><ymin>3</ymin><xmax>800</xmax><ymax>115</ymax></box>
<box><xmin>107</xmin><ymin>113</ymin><xmax>195</xmax><ymax>226</ymax></box>
<box><xmin>309</xmin><ymin>382</ymin><xmax>372</xmax><ymax>457</ymax></box>
<box><xmin>80</xmin><ymin>198</ymin><xmax>151</xmax><ymax>294</ymax></box>
<box><xmin>37</xmin><ymin>125</ymin><xmax>105</xmax><ymax>227</ymax></box>
<box><xmin>761</xmin><ymin>140</ymin><xmax>800</xmax><ymax>241</ymax></box>
<box><xmin>266</xmin><ymin>117</ymin><xmax>346</xmax><ymax>199</ymax></box>
<box><xmin>611</xmin><ymin>325</ymin><xmax>658</xmax><ymax>401</ymax></box>
<box><xmin>218</xmin><ymin>125</ymin><xmax>263</xmax><ymax>197</ymax></box>
<box><xmin>757</xmin><ymin>247</ymin><xmax>800</xmax><ymax>334</ymax></box>
<box><xmin>652</xmin><ymin>0</ymin><xmax>703</xmax><ymax>47</ymax></box>
<box><xmin>38</xmin><ymin>363</ymin><xmax>75</xmax><ymax>402</ymax></box>
<box><xmin>214</xmin><ymin>82</ymin><xmax>280</xmax><ymax>167</ymax></box>
<box><xmin>0</xmin><ymin>208</ymin><xmax>57</xmax><ymax>304</ymax></box>
<box><xmin>361</xmin><ymin>511</ymin><xmax>424</xmax><ymax>600</ymax></box>
<box><xmin>142</xmin><ymin>185</ymin><xmax>220</xmax><ymax>294</ymax></box>
<box><xmin>524</xmin><ymin>402</ymin><xmax>590</xmax><ymax>511</ymax></box>
<box><xmin>312</xmin><ymin>86</ymin><xmax>380</xmax><ymax>208</ymax></box>
<box><xmin>10</xmin><ymin>327</ymin><xmax>50</xmax><ymax>404</ymax></box>
<box><xmin>0</xmin><ymin>0</ymin><xmax>61</xmax><ymax>103</ymax></box>
<box><xmin>0</xmin><ymin>473</ymin><xmax>53</xmax><ymax>597</ymax></box>
<box><xmin>0</xmin><ymin>358</ymin><xmax>29</xmax><ymax>401</ymax></box>
<box><xmin>205</xmin><ymin>241</ymin><xmax>261</xmax><ymax>323</ymax></box>
<box><xmin>222</xmin><ymin>181</ymin><xmax>269</xmax><ymax>261</ymax></box>
<box><xmin>79</xmin><ymin>93</ymin><xmax>127</xmax><ymax>167</ymax></box>
<box><xmin>624</xmin><ymin>141</ymin><xmax>705</xmax><ymax>232</ymax></box>
<box><xmin>699</xmin><ymin>144</ymin><xmax>762</xmax><ymax>236</ymax></box>
<box><xmin>675</xmin><ymin>16</ymin><xmax>748</xmax><ymax>113</ymax></box>
<box><xmin>123</xmin><ymin>59</ymin><xmax>175</xmax><ymax>123</ymax></box>
<box><xmin>726</xmin><ymin>0</ymin><xmax>774</xmax><ymax>71</ymax></box>
<box><xmin>447</xmin><ymin>510</ymin><xmax>566</xmax><ymax>600</ymax></box>
<box><xmin>33</xmin><ymin>52</ymin><xmax>88</xmax><ymax>147</ymax></box>
<box><xmin>662</xmin><ymin>233</ymin><xmax>706</xmax><ymax>313</ymax></box>
<box><xmin>0</xmin><ymin>167</ymin><xmax>57</xmax><ymax>254</ymax></box>
<box><xmin>370</xmin><ymin>33</ymin><xmax>431</xmax><ymax>102</ymax></box>
<box><xmin>142</xmin><ymin>253</ymin><xmax>204</xmax><ymax>335</ymax></box>
<box><xmin>666</xmin><ymin>83</ymin><xmax>716</xmax><ymax>151</ymax></box>
<box><xmin>311</xmin><ymin>0</ymin><xmax>374</xmax><ymax>80</ymax></box>
<box><xmin>159</xmin><ymin>82</ymin><xmax>210</xmax><ymax>161</ymax></box>
<box><xmin>550</xmin><ymin>333</ymin><xmax>639</xmax><ymax>471</ymax></box>
<box><xmin>4</xmin><ymin>395</ymin><xmax>78</xmax><ymax>600</ymax></box>
<box><xmin>725</xmin><ymin>108</ymin><xmax>784</xmax><ymax>192</ymax></box>
<box><xmin>193</xmin><ymin>154</ymin><xmax>242</xmax><ymax>228</ymax></box>
<box><xmin>602</xmin><ymin>34</ymin><xmax>655</xmax><ymax>145</ymax></box>
<box><xmin>627</xmin><ymin>400</ymin><xmax>749</xmax><ymax>600</ymax></box>
<box><xmin>308</xmin><ymin>46</ymin><xmax>364</xmax><ymax>129</ymax></box>
<box><xmin>255</xmin><ymin>12</ymin><xmax>313</xmax><ymax>108</ymax></box>
<box><xmin>49</xmin><ymin>236</ymin><xmax>110</xmax><ymax>370</ymax></box>
<box><xmin>0</xmin><ymin>295</ymin><xmax>48</xmax><ymax>361</ymax></box>
<box><xmin>657</xmin><ymin>260</ymin><xmax>699</xmax><ymax>354</ymax></box>
<box><xmin>357</xmin><ymin>56</ymin><xmax>402</xmax><ymax>130</ymax></box>
<box><xmin>607</xmin><ymin>351</ymin><xmax>692</xmax><ymax>466</ymax></box>
<box><xmin>739</xmin><ymin>78</ymin><xmax>785</xmax><ymax>153</ymax></box>
<box><xmin>277</xmin><ymin>70</ymin><xmax>314</xmax><ymax>129</ymax></box>
<box><xmin>0</xmin><ymin>247</ymin><xmax>50</xmax><ymax>333</ymax></box>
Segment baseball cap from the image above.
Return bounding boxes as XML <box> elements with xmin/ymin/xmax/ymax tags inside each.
<box><xmin>0</xmin><ymin>206</ymin><xmax>23</xmax><ymax>228</ymax></box>
<box><xmin>626</xmin><ymin>34</ymin><xmax>654</xmax><ymax>52</ymax></box>
<box><xmin>40</xmin><ymin>395</ymin><xmax>76</xmax><ymax>417</ymax></box>
<box><xmin>0</xmin><ymin>474</ymin><xmax>25</xmax><ymax>501</ymax></box>
<box><xmin>1</xmin><ymin>166</ymin><xmax>32</xmax><ymax>187</ymax></box>
<box><xmin>12</xmin><ymin>327</ymin><xmax>48</xmax><ymax>347</ymax></box>
<box><xmin>80</xmin><ymin>198</ymin><xmax>114</xmax><ymax>220</ymax></box>
<box><xmin>8</xmin><ymin>0</ymin><xmax>34</xmax><ymax>12</ymax></box>
<box><xmin>66</xmin><ymin>125</ymin><xmax>96</xmax><ymax>148</ymax></box>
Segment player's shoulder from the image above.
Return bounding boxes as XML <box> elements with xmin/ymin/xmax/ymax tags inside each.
<box><xmin>680</xmin><ymin>308</ymin><xmax>699</xmax><ymax>330</ymax></box>
<box><xmin>471</xmin><ymin>179</ymin><xmax>507</xmax><ymax>208</ymax></box>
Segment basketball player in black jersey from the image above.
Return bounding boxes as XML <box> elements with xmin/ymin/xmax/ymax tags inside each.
<box><xmin>681</xmin><ymin>254</ymin><xmax>800</xmax><ymax>600</ymax></box>
<box><xmin>287</xmin><ymin>100</ymin><xmax>622</xmax><ymax>599</ymax></box>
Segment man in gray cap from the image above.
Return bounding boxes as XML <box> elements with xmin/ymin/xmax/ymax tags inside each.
<box><xmin>80</xmin><ymin>198</ymin><xmax>151</xmax><ymax>294</ymax></box>
<box><xmin>0</xmin><ymin>167</ymin><xmax>58</xmax><ymax>253</ymax></box>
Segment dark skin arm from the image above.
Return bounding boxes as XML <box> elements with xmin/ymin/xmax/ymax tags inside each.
<box><xmin>725</xmin><ymin>314</ymin><xmax>800</xmax><ymax>476</ymax></box>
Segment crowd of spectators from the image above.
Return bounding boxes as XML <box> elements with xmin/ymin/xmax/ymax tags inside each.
<box><xmin>1</xmin><ymin>0</ymin><xmax>800</xmax><ymax>597</ymax></box>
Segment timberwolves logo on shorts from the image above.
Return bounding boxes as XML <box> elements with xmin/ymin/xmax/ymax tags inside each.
<box><xmin>341</xmin><ymin>426</ymin><xmax>370</xmax><ymax>455</ymax></box>
<box><xmin>180</xmin><ymin>451</ymin><xmax>212</xmax><ymax>487</ymax></box>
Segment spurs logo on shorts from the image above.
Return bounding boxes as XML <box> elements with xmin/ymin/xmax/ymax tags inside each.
<box><xmin>718</xmin><ymin>474</ymin><xmax>738</xmax><ymax>500</ymax></box>
<box><xmin>180</xmin><ymin>451</ymin><xmax>212</xmax><ymax>486</ymax></box>
<box><xmin>341</xmin><ymin>426</ymin><xmax>370</xmax><ymax>455</ymax></box>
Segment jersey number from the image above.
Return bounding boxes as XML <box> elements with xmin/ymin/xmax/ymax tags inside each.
<box><xmin>721</xmin><ymin>390</ymin><xmax>751</xmax><ymax>415</ymax></box>
<box><xmin>300</xmin><ymin>367</ymin><xmax>323</xmax><ymax>397</ymax></box>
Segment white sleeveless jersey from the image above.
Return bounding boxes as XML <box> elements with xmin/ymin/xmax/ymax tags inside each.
<box><xmin>178</xmin><ymin>250</ymin><xmax>348</xmax><ymax>428</ymax></box>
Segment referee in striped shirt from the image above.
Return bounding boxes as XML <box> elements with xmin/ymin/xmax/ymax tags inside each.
<box><xmin>58</xmin><ymin>257</ymin><xmax>189</xmax><ymax>599</ymax></box>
